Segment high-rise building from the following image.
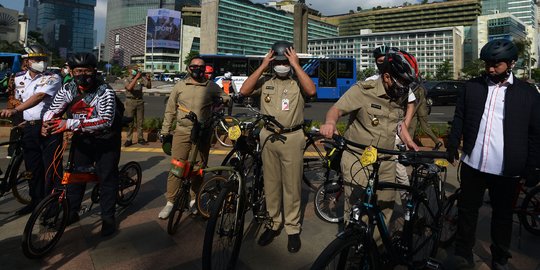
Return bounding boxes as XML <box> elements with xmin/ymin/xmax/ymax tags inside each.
<box><xmin>0</xmin><ymin>5</ymin><xmax>21</xmax><ymax>44</ymax></box>
<box><xmin>481</xmin><ymin>0</ymin><xmax>538</xmax><ymax>29</ymax></box>
<box><xmin>321</xmin><ymin>0</ymin><xmax>481</xmax><ymax>36</ymax></box>
<box><xmin>23</xmin><ymin>0</ymin><xmax>38</xmax><ymax>32</ymax></box>
<box><xmin>200</xmin><ymin>0</ymin><xmax>337</xmax><ymax>55</ymax></box>
<box><xmin>36</xmin><ymin>0</ymin><xmax>96</xmax><ymax>57</ymax></box>
<box><xmin>104</xmin><ymin>0</ymin><xmax>198</xmax><ymax>61</ymax></box>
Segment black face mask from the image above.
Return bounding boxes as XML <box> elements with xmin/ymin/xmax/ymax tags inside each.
<box><xmin>74</xmin><ymin>74</ymin><xmax>96</xmax><ymax>91</ymax></box>
<box><xmin>387</xmin><ymin>79</ymin><xmax>408</xmax><ymax>101</ymax></box>
<box><xmin>487</xmin><ymin>70</ymin><xmax>511</xmax><ymax>84</ymax></box>
<box><xmin>190</xmin><ymin>68</ymin><xmax>205</xmax><ymax>81</ymax></box>
<box><xmin>376</xmin><ymin>63</ymin><xmax>384</xmax><ymax>72</ymax></box>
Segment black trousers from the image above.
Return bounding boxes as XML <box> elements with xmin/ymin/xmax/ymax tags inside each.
<box><xmin>66</xmin><ymin>133</ymin><xmax>121</xmax><ymax>218</ymax></box>
<box><xmin>21</xmin><ymin>124</ymin><xmax>63</xmax><ymax>206</ymax></box>
<box><xmin>455</xmin><ymin>163</ymin><xmax>518</xmax><ymax>264</ymax></box>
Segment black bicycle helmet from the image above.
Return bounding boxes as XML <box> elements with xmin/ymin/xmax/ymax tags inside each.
<box><xmin>480</xmin><ymin>39</ymin><xmax>518</xmax><ymax>62</ymax></box>
<box><xmin>373</xmin><ymin>45</ymin><xmax>389</xmax><ymax>59</ymax></box>
<box><xmin>272</xmin><ymin>41</ymin><xmax>293</xmax><ymax>61</ymax></box>
<box><xmin>383</xmin><ymin>48</ymin><xmax>419</xmax><ymax>85</ymax></box>
<box><xmin>22</xmin><ymin>44</ymin><xmax>48</xmax><ymax>58</ymax></box>
<box><xmin>68</xmin><ymin>53</ymin><xmax>98</xmax><ymax>69</ymax></box>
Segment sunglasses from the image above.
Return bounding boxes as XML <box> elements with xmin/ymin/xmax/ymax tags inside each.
<box><xmin>189</xmin><ymin>65</ymin><xmax>206</xmax><ymax>70</ymax></box>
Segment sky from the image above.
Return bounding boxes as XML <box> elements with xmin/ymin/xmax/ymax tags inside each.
<box><xmin>0</xmin><ymin>0</ymin><xmax>426</xmax><ymax>46</ymax></box>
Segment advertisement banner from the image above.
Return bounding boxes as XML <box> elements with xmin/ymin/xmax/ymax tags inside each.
<box><xmin>146</xmin><ymin>9</ymin><xmax>182</xmax><ymax>49</ymax></box>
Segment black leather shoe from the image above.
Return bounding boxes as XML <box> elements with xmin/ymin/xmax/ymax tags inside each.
<box><xmin>257</xmin><ymin>228</ymin><xmax>279</xmax><ymax>246</ymax></box>
<box><xmin>101</xmin><ymin>216</ymin><xmax>117</xmax><ymax>237</ymax></box>
<box><xmin>124</xmin><ymin>140</ymin><xmax>133</xmax><ymax>147</ymax></box>
<box><xmin>137</xmin><ymin>139</ymin><xmax>148</xmax><ymax>145</ymax></box>
<box><xmin>16</xmin><ymin>204</ymin><xmax>35</xmax><ymax>216</ymax></box>
<box><xmin>287</xmin><ymin>233</ymin><xmax>301</xmax><ymax>253</ymax></box>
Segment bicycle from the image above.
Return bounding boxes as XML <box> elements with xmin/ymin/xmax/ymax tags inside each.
<box><xmin>0</xmin><ymin>121</ymin><xmax>30</xmax><ymax>204</ymax></box>
<box><xmin>166</xmin><ymin>109</ymin><xmax>235</xmax><ymax>234</ymax></box>
<box><xmin>311</xmin><ymin>134</ymin><xmax>450</xmax><ymax>270</ymax></box>
<box><xmin>201</xmin><ymin>111</ymin><xmax>288</xmax><ymax>270</ymax></box>
<box><xmin>21</xmin><ymin>132</ymin><xmax>142</xmax><ymax>259</ymax></box>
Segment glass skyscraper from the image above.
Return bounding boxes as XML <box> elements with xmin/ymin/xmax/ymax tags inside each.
<box><xmin>481</xmin><ymin>0</ymin><xmax>538</xmax><ymax>28</ymax></box>
<box><xmin>37</xmin><ymin>0</ymin><xmax>96</xmax><ymax>56</ymax></box>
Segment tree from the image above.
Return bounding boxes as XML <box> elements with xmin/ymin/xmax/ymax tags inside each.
<box><xmin>183</xmin><ymin>50</ymin><xmax>200</xmax><ymax>67</ymax></box>
<box><xmin>461</xmin><ymin>59</ymin><xmax>484</xmax><ymax>79</ymax></box>
<box><xmin>421</xmin><ymin>0</ymin><xmax>429</xmax><ymax>4</ymax></box>
<box><xmin>531</xmin><ymin>68</ymin><xmax>540</xmax><ymax>82</ymax></box>
<box><xmin>357</xmin><ymin>67</ymin><xmax>377</xmax><ymax>81</ymax></box>
<box><xmin>435</xmin><ymin>60</ymin><xmax>452</xmax><ymax>80</ymax></box>
<box><xmin>356</xmin><ymin>6</ymin><xmax>362</xmax><ymax>11</ymax></box>
<box><xmin>0</xmin><ymin>40</ymin><xmax>24</xmax><ymax>53</ymax></box>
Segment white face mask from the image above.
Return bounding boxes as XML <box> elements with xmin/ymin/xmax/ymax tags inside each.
<box><xmin>273</xmin><ymin>65</ymin><xmax>291</xmax><ymax>77</ymax></box>
<box><xmin>30</xmin><ymin>61</ymin><xmax>48</xmax><ymax>73</ymax></box>
<box><xmin>62</xmin><ymin>68</ymin><xmax>69</xmax><ymax>74</ymax></box>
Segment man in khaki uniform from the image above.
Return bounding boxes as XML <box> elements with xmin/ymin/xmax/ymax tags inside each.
<box><xmin>240</xmin><ymin>41</ymin><xmax>316</xmax><ymax>253</ymax></box>
<box><xmin>320</xmin><ymin>49</ymin><xmax>419</xmax><ymax>244</ymax></box>
<box><xmin>124</xmin><ymin>64</ymin><xmax>151</xmax><ymax>147</ymax></box>
<box><xmin>158</xmin><ymin>56</ymin><xmax>229</xmax><ymax>219</ymax></box>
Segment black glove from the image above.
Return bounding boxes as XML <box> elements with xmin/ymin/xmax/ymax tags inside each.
<box><xmin>524</xmin><ymin>168</ymin><xmax>540</xmax><ymax>188</ymax></box>
<box><xmin>446</xmin><ymin>147</ymin><xmax>459</xmax><ymax>163</ymax></box>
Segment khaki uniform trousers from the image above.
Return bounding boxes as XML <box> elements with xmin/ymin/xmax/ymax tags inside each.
<box><xmin>340</xmin><ymin>149</ymin><xmax>397</xmax><ymax>245</ymax></box>
<box><xmin>165</xmin><ymin>127</ymin><xmax>210</xmax><ymax>203</ymax></box>
<box><xmin>260</xmin><ymin>128</ymin><xmax>305</xmax><ymax>235</ymax></box>
<box><xmin>125</xmin><ymin>98</ymin><xmax>145</xmax><ymax>141</ymax></box>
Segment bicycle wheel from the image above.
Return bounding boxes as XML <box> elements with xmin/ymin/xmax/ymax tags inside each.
<box><xmin>10</xmin><ymin>155</ymin><xmax>31</xmax><ymax>205</ymax></box>
<box><xmin>314</xmin><ymin>181</ymin><xmax>344</xmax><ymax>223</ymax></box>
<box><xmin>167</xmin><ymin>188</ymin><xmax>190</xmax><ymax>235</ymax></box>
<box><xmin>409</xmin><ymin>183</ymin><xmax>440</xmax><ymax>266</ymax></box>
<box><xmin>215</xmin><ymin>116</ymin><xmax>238</xmax><ymax>148</ymax></box>
<box><xmin>518</xmin><ymin>185</ymin><xmax>540</xmax><ymax>236</ymax></box>
<box><xmin>440</xmin><ymin>189</ymin><xmax>459</xmax><ymax>247</ymax></box>
<box><xmin>116</xmin><ymin>161</ymin><xmax>142</xmax><ymax>207</ymax></box>
<box><xmin>311</xmin><ymin>231</ymin><xmax>378</xmax><ymax>270</ymax></box>
<box><xmin>21</xmin><ymin>191</ymin><xmax>68</xmax><ymax>259</ymax></box>
<box><xmin>198</xmin><ymin>175</ymin><xmax>227</xmax><ymax>219</ymax></box>
<box><xmin>202</xmin><ymin>180</ymin><xmax>245</xmax><ymax>270</ymax></box>
<box><xmin>303</xmin><ymin>135</ymin><xmax>333</xmax><ymax>190</ymax></box>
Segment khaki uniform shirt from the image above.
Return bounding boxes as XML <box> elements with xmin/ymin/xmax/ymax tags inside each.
<box><xmin>335</xmin><ymin>78</ymin><xmax>404</xmax><ymax>151</ymax></box>
<box><xmin>162</xmin><ymin>78</ymin><xmax>229</xmax><ymax>133</ymax></box>
<box><xmin>254</xmin><ymin>76</ymin><xmax>305</xmax><ymax>129</ymax></box>
<box><xmin>124</xmin><ymin>75</ymin><xmax>150</xmax><ymax>99</ymax></box>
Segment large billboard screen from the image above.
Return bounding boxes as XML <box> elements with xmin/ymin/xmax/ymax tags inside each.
<box><xmin>146</xmin><ymin>9</ymin><xmax>182</xmax><ymax>49</ymax></box>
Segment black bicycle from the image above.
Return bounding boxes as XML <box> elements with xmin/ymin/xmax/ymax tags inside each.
<box><xmin>21</xmin><ymin>132</ymin><xmax>142</xmax><ymax>259</ymax></box>
<box><xmin>0</xmin><ymin>122</ymin><xmax>30</xmax><ymax>204</ymax></box>
<box><xmin>201</xmin><ymin>111</ymin><xmax>288</xmax><ymax>270</ymax></box>
<box><xmin>311</xmin><ymin>135</ymin><xmax>450</xmax><ymax>270</ymax></box>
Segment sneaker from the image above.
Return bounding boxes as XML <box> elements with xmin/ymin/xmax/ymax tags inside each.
<box><xmin>137</xmin><ymin>139</ymin><xmax>148</xmax><ymax>145</ymax></box>
<box><xmin>189</xmin><ymin>199</ymin><xmax>198</xmax><ymax>215</ymax></box>
<box><xmin>101</xmin><ymin>216</ymin><xmax>116</xmax><ymax>237</ymax></box>
<box><xmin>124</xmin><ymin>140</ymin><xmax>133</xmax><ymax>147</ymax></box>
<box><xmin>258</xmin><ymin>228</ymin><xmax>279</xmax><ymax>246</ymax></box>
<box><xmin>158</xmin><ymin>201</ymin><xmax>174</xmax><ymax>219</ymax></box>
<box><xmin>287</xmin><ymin>233</ymin><xmax>301</xmax><ymax>253</ymax></box>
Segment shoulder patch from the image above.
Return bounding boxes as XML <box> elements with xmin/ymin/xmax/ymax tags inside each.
<box><xmin>358</xmin><ymin>79</ymin><xmax>377</xmax><ymax>90</ymax></box>
<box><xmin>15</xmin><ymin>71</ymin><xmax>27</xmax><ymax>77</ymax></box>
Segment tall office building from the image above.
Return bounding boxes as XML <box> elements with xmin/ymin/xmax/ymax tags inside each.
<box><xmin>37</xmin><ymin>0</ymin><xmax>96</xmax><ymax>57</ymax></box>
<box><xmin>200</xmin><ymin>0</ymin><xmax>337</xmax><ymax>55</ymax></box>
<box><xmin>482</xmin><ymin>0</ymin><xmax>538</xmax><ymax>29</ymax></box>
<box><xmin>104</xmin><ymin>0</ymin><xmax>198</xmax><ymax>61</ymax></box>
<box><xmin>23</xmin><ymin>0</ymin><xmax>38</xmax><ymax>32</ymax></box>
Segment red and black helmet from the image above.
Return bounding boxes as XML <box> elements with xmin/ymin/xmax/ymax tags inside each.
<box><xmin>382</xmin><ymin>48</ymin><xmax>419</xmax><ymax>85</ymax></box>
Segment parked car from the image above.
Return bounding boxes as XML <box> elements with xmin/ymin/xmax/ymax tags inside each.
<box><xmin>423</xmin><ymin>80</ymin><xmax>465</xmax><ymax>114</ymax></box>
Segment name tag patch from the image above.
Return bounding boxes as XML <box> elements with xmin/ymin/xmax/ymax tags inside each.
<box><xmin>370</xmin><ymin>104</ymin><xmax>382</xmax><ymax>110</ymax></box>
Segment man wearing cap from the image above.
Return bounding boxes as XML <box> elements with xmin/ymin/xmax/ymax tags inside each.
<box><xmin>124</xmin><ymin>64</ymin><xmax>151</xmax><ymax>147</ymax></box>
<box><xmin>240</xmin><ymin>41</ymin><xmax>316</xmax><ymax>253</ymax></box>
<box><xmin>0</xmin><ymin>45</ymin><xmax>63</xmax><ymax>215</ymax></box>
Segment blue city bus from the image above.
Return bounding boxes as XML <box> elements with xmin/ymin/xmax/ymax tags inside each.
<box><xmin>0</xmin><ymin>52</ymin><xmax>22</xmax><ymax>79</ymax></box>
<box><xmin>200</xmin><ymin>54</ymin><xmax>357</xmax><ymax>100</ymax></box>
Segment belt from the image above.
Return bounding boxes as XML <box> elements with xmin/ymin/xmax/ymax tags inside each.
<box><xmin>265</xmin><ymin>124</ymin><xmax>303</xmax><ymax>134</ymax></box>
<box><xmin>126</xmin><ymin>97</ymin><xmax>143</xmax><ymax>100</ymax></box>
<box><xmin>24</xmin><ymin>120</ymin><xmax>42</xmax><ymax>126</ymax></box>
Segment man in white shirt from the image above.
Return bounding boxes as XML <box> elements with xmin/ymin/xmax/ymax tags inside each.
<box><xmin>0</xmin><ymin>45</ymin><xmax>63</xmax><ymax>215</ymax></box>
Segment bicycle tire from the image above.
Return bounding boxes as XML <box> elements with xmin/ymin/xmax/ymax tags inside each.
<box><xmin>518</xmin><ymin>185</ymin><xmax>540</xmax><ymax>236</ymax></box>
<box><xmin>303</xmin><ymin>134</ymin><xmax>332</xmax><ymax>191</ymax></box>
<box><xmin>10</xmin><ymin>154</ymin><xmax>31</xmax><ymax>204</ymax></box>
<box><xmin>202</xmin><ymin>180</ymin><xmax>245</xmax><ymax>270</ymax></box>
<box><xmin>21</xmin><ymin>191</ymin><xmax>68</xmax><ymax>259</ymax></box>
<box><xmin>215</xmin><ymin>116</ymin><xmax>238</xmax><ymax>148</ymax></box>
<box><xmin>439</xmin><ymin>189</ymin><xmax>459</xmax><ymax>247</ymax></box>
<box><xmin>116</xmin><ymin>161</ymin><xmax>142</xmax><ymax>207</ymax></box>
<box><xmin>314</xmin><ymin>181</ymin><xmax>344</xmax><ymax>223</ymax></box>
<box><xmin>198</xmin><ymin>175</ymin><xmax>228</xmax><ymax>219</ymax></box>
<box><xmin>167</xmin><ymin>188</ymin><xmax>190</xmax><ymax>235</ymax></box>
<box><xmin>311</xmin><ymin>231</ymin><xmax>378</xmax><ymax>270</ymax></box>
<box><xmin>409</xmin><ymin>183</ymin><xmax>440</xmax><ymax>266</ymax></box>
